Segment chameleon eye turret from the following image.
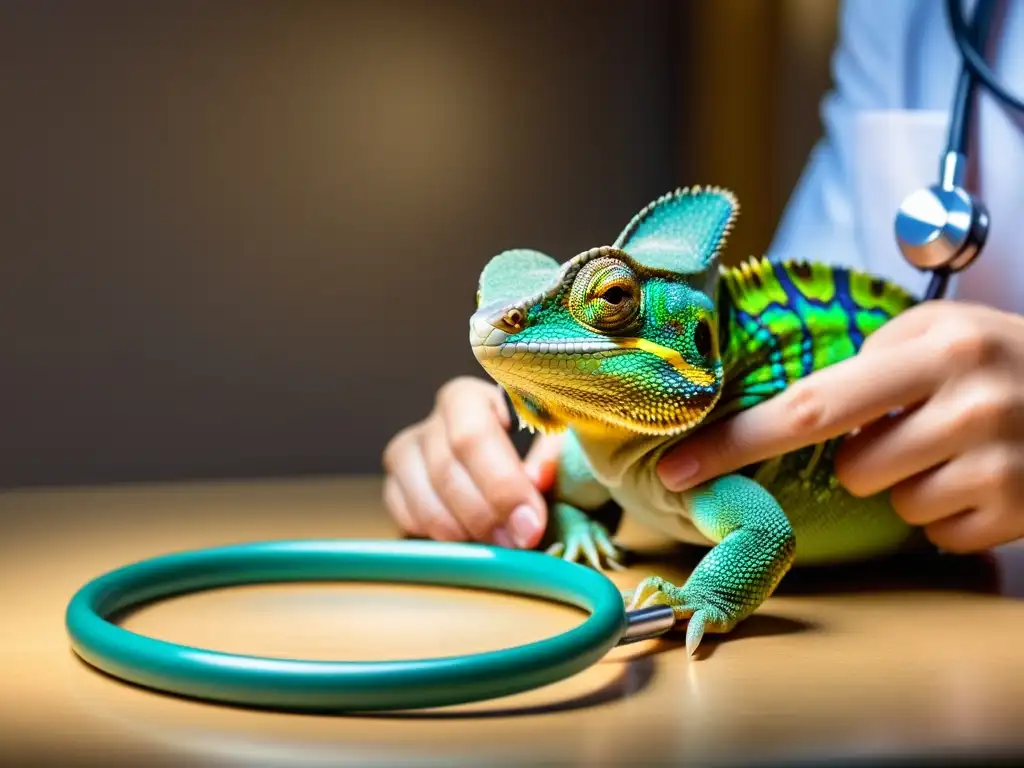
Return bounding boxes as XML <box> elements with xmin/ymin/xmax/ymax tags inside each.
<box><xmin>568</xmin><ymin>255</ymin><xmax>642</xmax><ymax>334</ymax></box>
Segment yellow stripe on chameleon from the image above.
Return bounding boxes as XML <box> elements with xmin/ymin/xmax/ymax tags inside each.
<box><xmin>612</xmin><ymin>338</ymin><xmax>717</xmax><ymax>386</ymax></box>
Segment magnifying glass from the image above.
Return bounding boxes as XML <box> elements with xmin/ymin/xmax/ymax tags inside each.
<box><xmin>65</xmin><ymin>539</ymin><xmax>676</xmax><ymax>712</ymax></box>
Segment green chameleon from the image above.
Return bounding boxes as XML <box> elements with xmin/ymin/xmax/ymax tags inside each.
<box><xmin>469</xmin><ymin>186</ymin><xmax>924</xmax><ymax>655</ymax></box>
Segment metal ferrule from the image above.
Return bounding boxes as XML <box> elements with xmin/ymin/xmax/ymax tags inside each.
<box><xmin>618</xmin><ymin>604</ymin><xmax>677</xmax><ymax>645</ymax></box>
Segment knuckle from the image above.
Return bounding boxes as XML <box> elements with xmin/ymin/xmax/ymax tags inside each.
<box><xmin>448</xmin><ymin>424</ymin><xmax>485</xmax><ymax>461</ymax></box>
<box><xmin>932</xmin><ymin>322</ymin><xmax>996</xmax><ymax>368</ymax></box>
<box><xmin>459</xmin><ymin>508</ymin><xmax>497</xmax><ymax>540</ymax></box>
<box><xmin>956</xmin><ymin>382</ymin><xmax>1016</xmax><ymax>434</ymax></box>
<box><xmin>436</xmin><ymin>376</ymin><xmax>485</xmax><ymax>408</ymax></box>
<box><xmin>423</xmin><ymin>507</ymin><xmax>466</xmax><ymax>542</ymax></box>
<box><xmin>923</xmin><ymin>522</ymin><xmax>968</xmax><ymax>552</ymax></box>
<box><xmin>888</xmin><ymin>480</ymin><xmax>925</xmax><ymax>523</ymax></box>
<box><xmin>783</xmin><ymin>380</ymin><xmax>828</xmax><ymax>434</ymax></box>
<box><xmin>985</xmin><ymin>448</ymin><xmax>1023</xmax><ymax>502</ymax></box>
<box><xmin>381</xmin><ymin>426</ymin><xmax>416</xmax><ymax>471</ymax></box>
<box><xmin>430</xmin><ymin>453</ymin><xmax>463</xmax><ymax>497</ymax></box>
<box><xmin>424</xmin><ymin>458</ymin><xmax>497</xmax><ymax>539</ymax></box>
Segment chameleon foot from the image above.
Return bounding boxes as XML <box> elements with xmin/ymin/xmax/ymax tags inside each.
<box><xmin>544</xmin><ymin>502</ymin><xmax>624</xmax><ymax>572</ymax></box>
<box><xmin>621</xmin><ymin>475</ymin><xmax>796</xmax><ymax>657</ymax></box>
<box><xmin>622</xmin><ymin>575</ymin><xmax>736</xmax><ymax>656</ymax></box>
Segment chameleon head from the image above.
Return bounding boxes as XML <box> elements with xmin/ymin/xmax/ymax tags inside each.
<box><xmin>470</xmin><ymin>186</ymin><xmax>736</xmax><ymax>435</ymax></box>
<box><xmin>470</xmin><ymin>245</ymin><xmax>724</xmax><ymax>436</ymax></box>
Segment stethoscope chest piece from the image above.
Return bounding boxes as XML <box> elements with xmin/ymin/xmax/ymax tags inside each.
<box><xmin>895</xmin><ymin>157</ymin><xmax>990</xmax><ymax>274</ymax></box>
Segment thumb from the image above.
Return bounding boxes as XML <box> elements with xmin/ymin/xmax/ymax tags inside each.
<box><xmin>523</xmin><ymin>433</ymin><xmax>564</xmax><ymax>494</ymax></box>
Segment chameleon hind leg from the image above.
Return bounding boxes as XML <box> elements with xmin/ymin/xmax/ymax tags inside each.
<box><xmin>624</xmin><ymin>474</ymin><xmax>796</xmax><ymax>655</ymax></box>
<box><xmin>542</xmin><ymin>429</ymin><xmax>624</xmax><ymax>571</ymax></box>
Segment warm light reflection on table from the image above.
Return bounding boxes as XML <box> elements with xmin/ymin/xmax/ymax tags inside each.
<box><xmin>3</xmin><ymin>476</ymin><xmax>1024</xmax><ymax>766</ymax></box>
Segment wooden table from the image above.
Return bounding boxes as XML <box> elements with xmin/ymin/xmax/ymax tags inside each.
<box><xmin>4</xmin><ymin>476</ymin><xmax>1024</xmax><ymax>766</ymax></box>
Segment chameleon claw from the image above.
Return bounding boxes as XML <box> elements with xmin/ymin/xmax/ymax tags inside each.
<box><xmin>686</xmin><ymin>611</ymin><xmax>707</xmax><ymax>656</ymax></box>
<box><xmin>623</xmin><ymin>576</ymin><xmax>686</xmax><ymax>615</ymax></box>
<box><xmin>622</xmin><ymin>575</ymin><xmax>734</xmax><ymax>656</ymax></box>
<box><xmin>544</xmin><ymin>504</ymin><xmax>624</xmax><ymax>572</ymax></box>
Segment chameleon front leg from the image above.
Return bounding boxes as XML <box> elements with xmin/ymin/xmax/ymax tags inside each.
<box><xmin>624</xmin><ymin>474</ymin><xmax>796</xmax><ymax>655</ymax></box>
<box><xmin>541</xmin><ymin>429</ymin><xmax>624</xmax><ymax>571</ymax></box>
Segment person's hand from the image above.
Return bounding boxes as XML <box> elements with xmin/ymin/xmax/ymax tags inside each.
<box><xmin>382</xmin><ymin>376</ymin><xmax>564</xmax><ymax>549</ymax></box>
<box><xmin>657</xmin><ymin>301</ymin><xmax>1024</xmax><ymax>552</ymax></box>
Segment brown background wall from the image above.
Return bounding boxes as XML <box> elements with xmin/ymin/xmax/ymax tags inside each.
<box><xmin>0</xmin><ymin>0</ymin><xmax>838</xmax><ymax>488</ymax></box>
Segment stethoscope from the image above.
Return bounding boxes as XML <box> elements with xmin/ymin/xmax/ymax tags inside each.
<box><xmin>66</xmin><ymin>0</ymin><xmax>1022</xmax><ymax>714</ymax></box>
<box><xmin>896</xmin><ymin>0</ymin><xmax>1024</xmax><ymax>299</ymax></box>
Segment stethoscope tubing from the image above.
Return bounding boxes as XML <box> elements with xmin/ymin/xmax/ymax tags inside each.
<box><xmin>65</xmin><ymin>538</ymin><xmax>673</xmax><ymax>712</ymax></box>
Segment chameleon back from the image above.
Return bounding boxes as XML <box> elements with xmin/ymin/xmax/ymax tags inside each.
<box><xmin>713</xmin><ymin>256</ymin><xmax>918</xmax><ymax>422</ymax></box>
<box><xmin>709</xmin><ymin>256</ymin><xmax>921</xmax><ymax>563</ymax></box>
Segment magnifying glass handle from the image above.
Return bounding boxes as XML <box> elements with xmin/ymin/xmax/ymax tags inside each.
<box><xmin>619</xmin><ymin>604</ymin><xmax>677</xmax><ymax>645</ymax></box>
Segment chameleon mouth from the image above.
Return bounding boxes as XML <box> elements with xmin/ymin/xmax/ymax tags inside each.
<box><xmin>470</xmin><ymin>314</ymin><xmax>623</xmax><ymax>360</ymax></box>
<box><xmin>471</xmin><ymin>338</ymin><xmax>621</xmax><ymax>360</ymax></box>
<box><xmin>471</xmin><ymin>338</ymin><xmax>718</xmax><ymax>433</ymax></box>
<box><xmin>471</xmin><ymin>324</ymin><xmax>716</xmax><ymax>389</ymax></box>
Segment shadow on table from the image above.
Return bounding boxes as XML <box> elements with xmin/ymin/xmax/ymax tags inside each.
<box><xmin>611</xmin><ymin>539</ymin><xmax>1024</xmax><ymax>660</ymax></box>
<box><xmin>624</xmin><ymin>540</ymin><xmax>1024</xmax><ymax>599</ymax></box>
<box><xmin>73</xmin><ymin>646</ymin><xmax>657</xmax><ymax>720</ymax></box>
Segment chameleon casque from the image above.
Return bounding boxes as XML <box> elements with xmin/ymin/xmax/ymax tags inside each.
<box><xmin>469</xmin><ymin>187</ymin><xmax>922</xmax><ymax>656</ymax></box>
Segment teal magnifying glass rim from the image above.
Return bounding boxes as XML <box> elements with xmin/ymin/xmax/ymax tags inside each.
<box><xmin>65</xmin><ymin>538</ymin><xmax>632</xmax><ymax>712</ymax></box>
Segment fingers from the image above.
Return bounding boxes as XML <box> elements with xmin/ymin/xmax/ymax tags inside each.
<box><xmin>887</xmin><ymin>454</ymin><xmax>990</xmax><ymax>527</ymax></box>
<box><xmin>381</xmin><ymin>376</ymin><xmax>549</xmax><ymax>549</ymax></box>
<box><xmin>419</xmin><ymin>414</ymin><xmax>502</xmax><ymax>540</ymax></box>
<box><xmin>834</xmin><ymin>402</ymin><xmax>960</xmax><ymax>498</ymax></box>
<box><xmin>658</xmin><ymin>324</ymin><xmax>947</xmax><ymax>491</ymax></box>
<box><xmin>887</xmin><ymin>443</ymin><xmax>1024</xmax><ymax>552</ymax></box>
<box><xmin>924</xmin><ymin>504</ymin><xmax>1024</xmax><ymax>553</ymax></box>
<box><xmin>382</xmin><ymin>475</ymin><xmax>423</xmax><ymax>537</ymax></box>
<box><xmin>383</xmin><ymin>426</ymin><xmax>471</xmax><ymax>542</ymax></box>
<box><xmin>436</xmin><ymin>380</ymin><xmax>548</xmax><ymax>547</ymax></box>
<box><xmin>836</xmin><ymin>372</ymin><xmax>1024</xmax><ymax>496</ymax></box>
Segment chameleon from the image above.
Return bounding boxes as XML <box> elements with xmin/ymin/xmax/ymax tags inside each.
<box><xmin>468</xmin><ymin>186</ymin><xmax>924</xmax><ymax>656</ymax></box>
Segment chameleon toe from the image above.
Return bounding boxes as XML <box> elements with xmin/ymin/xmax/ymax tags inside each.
<box><xmin>544</xmin><ymin>502</ymin><xmax>623</xmax><ymax>572</ymax></box>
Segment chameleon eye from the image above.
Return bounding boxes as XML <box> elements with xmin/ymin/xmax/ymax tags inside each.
<box><xmin>569</xmin><ymin>257</ymin><xmax>641</xmax><ymax>333</ymax></box>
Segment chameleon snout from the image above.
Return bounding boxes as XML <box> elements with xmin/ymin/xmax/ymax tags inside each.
<box><xmin>469</xmin><ymin>305</ymin><xmax>526</xmax><ymax>357</ymax></box>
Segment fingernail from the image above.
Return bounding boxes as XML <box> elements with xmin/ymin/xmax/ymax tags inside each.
<box><xmin>492</xmin><ymin>527</ymin><xmax>513</xmax><ymax>548</ymax></box>
<box><xmin>658</xmin><ymin>454</ymin><xmax>700</xmax><ymax>491</ymax></box>
<box><xmin>508</xmin><ymin>504</ymin><xmax>541</xmax><ymax>547</ymax></box>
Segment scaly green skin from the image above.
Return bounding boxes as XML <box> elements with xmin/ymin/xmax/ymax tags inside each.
<box><xmin>468</xmin><ymin>187</ymin><xmax>920</xmax><ymax>655</ymax></box>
